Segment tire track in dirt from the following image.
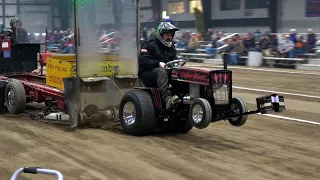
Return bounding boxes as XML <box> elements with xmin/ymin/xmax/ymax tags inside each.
<box><xmin>4</xmin><ymin>123</ymin><xmax>141</xmax><ymax>180</ymax></box>
<box><xmin>1</xmin><ymin>113</ymin><xmax>320</xmax><ymax>180</ymax></box>
<box><xmin>1</xmin><ymin>65</ymin><xmax>320</xmax><ymax>180</ymax></box>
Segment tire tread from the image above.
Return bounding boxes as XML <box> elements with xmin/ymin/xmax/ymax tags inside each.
<box><xmin>228</xmin><ymin>97</ymin><xmax>248</xmax><ymax>126</ymax></box>
<box><xmin>120</xmin><ymin>90</ymin><xmax>156</xmax><ymax>136</ymax></box>
<box><xmin>5</xmin><ymin>81</ymin><xmax>26</xmax><ymax>114</ymax></box>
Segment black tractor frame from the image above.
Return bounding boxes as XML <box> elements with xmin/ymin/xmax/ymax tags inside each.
<box><xmin>118</xmin><ymin>60</ymin><xmax>286</xmax><ymax>136</ymax></box>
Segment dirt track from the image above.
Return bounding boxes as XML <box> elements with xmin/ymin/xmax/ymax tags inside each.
<box><xmin>1</xmin><ymin>64</ymin><xmax>320</xmax><ymax>180</ymax></box>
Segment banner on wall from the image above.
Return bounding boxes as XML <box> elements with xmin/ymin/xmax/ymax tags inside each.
<box><xmin>306</xmin><ymin>0</ymin><xmax>320</xmax><ymax>17</ymax></box>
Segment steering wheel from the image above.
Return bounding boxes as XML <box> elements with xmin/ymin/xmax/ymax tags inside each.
<box><xmin>164</xmin><ymin>59</ymin><xmax>186</xmax><ymax>69</ymax></box>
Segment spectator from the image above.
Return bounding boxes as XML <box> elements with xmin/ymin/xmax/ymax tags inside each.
<box><xmin>289</xmin><ymin>35</ymin><xmax>306</xmax><ymax>58</ymax></box>
<box><xmin>306</xmin><ymin>28</ymin><xmax>317</xmax><ymax>52</ymax></box>
<box><xmin>176</xmin><ymin>31</ymin><xmax>189</xmax><ymax>48</ymax></box>
<box><xmin>186</xmin><ymin>33</ymin><xmax>200</xmax><ymax>53</ymax></box>
<box><xmin>218</xmin><ymin>38</ymin><xmax>232</xmax><ymax>54</ymax></box>
<box><xmin>47</xmin><ymin>30</ymin><xmax>53</xmax><ymax>36</ymax></box>
<box><xmin>228</xmin><ymin>35</ymin><xmax>244</xmax><ymax>65</ymax></box>
<box><xmin>253</xmin><ymin>28</ymin><xmax>261</xmax><ymax>43</ymax></box>
<box><xmin>258</xmin><ymin>32</ymin><xmax>273</xmax><ymax>56</ymax></box>
<box><xmin>268</xmin><ymin>33</ymin><xmax>278</xmax><ymax>53</ymax></box>
<box><xmin>205</xmin><ymin>34</ymin><xmax>218</xmax><ymax>55</ymax></box>
<box><xmin>290</xmin><ymin>29</ymin><xmax>297</xmax><ymax>43</ymax></box>
<box><xmin>59</xmin><ymin>30</ymin><xmax>64</xmax><ymax>39</ymax></box>
<box><xmin>141</xmin><ymin>27</ymin><xmax>148</xmax><ymax>43</ymax></box>
<box><xmin>204</xmin><ymin>28</ymin><xmax>213</xmax><ymax>41</ymax></box>
<box><xmin>216</xmin><ymin>33</ymin><xmax>225</xmax><ymax>47</ymax></box>
<box><xmin>243</xmin><ymin>32</ymin><xmax>256</xmax><ymax>55</ymax></box>
<box><xmin>218</xmin><ymin>31</ymin><xmax>224</xmax><ymax>38</ymax></box>
<box><xmin>29</xmin><ymin>33</ymin><xmax>36</xmax><ymax>43</ymax></box>
<box><xmin>63</xmin><ymin>31</ymin><xmax>69</xmax><ymax>38</ymax></box>
<box><xmin>53</xmin><ymin>31</ymin><xmax>60</xmax><ymax>44</ymax></box>
<box><xmin>68</xmin><ymin>29</ymin><xmax>73</xmax><ymax>35</ymax></box>
<box><xmin>149</xmin><ymin>28</ymin><xmax>156</xmax><ymax>38</ymax></box>
<box><xmin>61</xmin><ymin>37</ymin><xmax>75</xmax><ymax>54</ymax></box>
<box><xmin>196</xmin><ymin>33</ymin><xmax>202</xmax><ymax>41</ymax></box>
<box><xmin>277</xmin><ymin>34</ymin><xmax>294</xmax><ymax>57</ymax></box>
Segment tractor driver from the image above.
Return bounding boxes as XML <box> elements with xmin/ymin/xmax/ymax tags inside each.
<box><xmin>138</xmin><ymin>22</ymin><xmax>181</xmax><ymax>110</ymax></box>
<box><xmin>10</xmin><ymin>17</ymin><xmax>29</xmax><ymax>44</ymax></box>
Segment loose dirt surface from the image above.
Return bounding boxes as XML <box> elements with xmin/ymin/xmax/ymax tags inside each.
<box><xmin>1</xmin><ymin>64</ymin><xmax>320</xmax><ymax>180</ymax></box>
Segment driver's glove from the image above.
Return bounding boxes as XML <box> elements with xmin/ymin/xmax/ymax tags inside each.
<box><xmin>159</xmin><ymin>62</ymin><xmax>166</xmax><ymax>68</ymax></box>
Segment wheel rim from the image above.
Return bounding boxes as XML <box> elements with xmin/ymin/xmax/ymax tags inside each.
<box><xmin>7</xmin><ymin>89</ymin><xmax>16</xmax><ymax>107</ymax></box>
<box><xmin>122</xmin><ymin>102</ymin><xmax>136</xmax><ymax>126</ymax></box>
<box><xmin>192</xmin><ymin>104</ymin><xmax>203</xmax><ymax>124</ymax></box>
<box><xmin>230</xmin><ymin>103</ymin><xmax>240</xmax><ymax>121</ymax></box>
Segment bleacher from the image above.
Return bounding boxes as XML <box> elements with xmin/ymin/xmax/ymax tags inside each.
<box><xmin>175</xmin><ymin>33</ymin><xmax>320</xmax><ymax>70</ymax></box>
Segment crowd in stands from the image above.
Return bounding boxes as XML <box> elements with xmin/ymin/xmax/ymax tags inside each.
<box><xmin>45</xmin><ymin>29</ymin><xmax>75</xmax><ymax>54</ymax></box>
<box><xmin>175</xmin><ymin>28</ymin><xmax>319</xmax><ymax>65</ymax></box>
<box><xmin>41</xmin><ymin>27</ymin><xmax>319</xmax><ymax>66</ymax></box>
<box><xmin>44</xmin><ymin>29</ymin><xmax>124</xmax><ymax>54</ymax></box>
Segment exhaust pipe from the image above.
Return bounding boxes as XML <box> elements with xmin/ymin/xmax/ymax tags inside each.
<box><xmin>217</xmin><ymin>33</ymin><xmax>239</xmax><ymax>70</ymax></box>
<box><xmin>223</xmin><ymin>54</ymin><xmax>228</xmax><ymax>70</ymax></box>
<box><xmin>217</xmin><ymin>45</ymin><xmax>229</xmax><ymax>70</ymax></box>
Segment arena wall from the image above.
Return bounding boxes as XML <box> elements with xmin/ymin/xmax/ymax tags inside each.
<box><xmin>278</xmin><ymin>0</ymin><xmax>320</xmax><ymax>33</ymax></box>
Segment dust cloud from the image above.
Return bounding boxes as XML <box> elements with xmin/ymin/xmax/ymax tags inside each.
<box><xmin>76</xmin><ymin>0</ymin><xmax>138</xmax><ymax>77</ymax></box>
<box><xmin>109</xmin><ymin>0</ymin><xmax>138</xmax><ymax>75</ymax></box>
<box><xmin>76</xmin><ymin>0</ymin><xmax>101</xmax><ymax>77</ymax></box>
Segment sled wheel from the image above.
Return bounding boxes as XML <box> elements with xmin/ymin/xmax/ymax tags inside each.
<box><xmin>228</xmin><ymin>97</ymin><xmax>248</xmax><ymax>126</ymax></box>
<box><xmin>189</xmin><ymin>98</ymin><xmax>212</xmax><ymax>129</ymax></box>
<box><xmin>119</xmin><ymin>90</ymin><xmax>157</xmax><ymax>136</ymax></box>
<box><xmin>5</xmin><ymin>81</ymin><xmax>26</xmax><ymax>114</ymax></box>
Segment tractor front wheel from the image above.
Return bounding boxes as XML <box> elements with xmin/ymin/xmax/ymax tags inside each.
<box><xmin>228</xmin><ymin>97</ymin><xmax>248</xmax><ymax>126</ymax></box>
<box><xmin>189</xmin><ymin>98</ymin><xmax>212</xmax><ymax>129</ymax></box>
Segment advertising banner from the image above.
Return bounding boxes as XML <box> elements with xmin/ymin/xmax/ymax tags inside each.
<box><xmin>306</xmin><ymin>0</ymin><xmax>320</xmax><ymax>17</ymax></box>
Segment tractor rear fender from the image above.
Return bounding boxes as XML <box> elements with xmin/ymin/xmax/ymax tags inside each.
<box><xmin>134</xmin><ymin>87</ymin><xmax>163</xmax><ymax>111</ymax></box>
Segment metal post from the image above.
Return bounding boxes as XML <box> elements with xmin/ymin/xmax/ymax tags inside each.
<box><xmin>223</xmin><ymin>53</ymin><xmax>228</xmax><ymax>70</ymax></box>
<box><xmin>136</xmin><ymin>0</ymin><xmax>141</xmax><ymax>57</ymax></box>
<box><xmin>136</xmin><ymin>0</ymin><xmax>140</xmax><ymax>74</ymax></box>
<box><xmin>45</xmin><ymin>27</ymin><xmax>48</xmax><ymax>52</ymax></box>
<box><xmin>73</xmin><ymin>0</ymin><xmax>79</xmax><ymax>76</ymax></box>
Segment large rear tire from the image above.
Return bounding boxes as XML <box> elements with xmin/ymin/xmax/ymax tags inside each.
<box><xmin>228</xmin><ymin>97</ymin><xmax>248</xmax><ymax>126</ymax></box>
<box><xmin>5</xmin><ymin>81</ymin><xmax>26</xmax><ymax>114</ymax></box>
<box><xmin>119</xmin><ymin>90</ymin><xmax>157</xmax><ymax>136</ymax></box>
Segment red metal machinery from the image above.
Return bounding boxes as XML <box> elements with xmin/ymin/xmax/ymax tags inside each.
<box><xmin>0</xmin><ymin>0</ymin><xmax>141</xmax><ymax>129</ymax></box>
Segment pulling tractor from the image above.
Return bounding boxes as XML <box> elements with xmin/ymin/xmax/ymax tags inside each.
<box><xmin>0</xmin><ymin>0</ymin><xmax>286</xmax><ymax>135</ymax></box>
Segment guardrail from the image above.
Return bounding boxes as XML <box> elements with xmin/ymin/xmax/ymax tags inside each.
<box><xmin>217</xmin><ymin>33</ymin><xmax>238</xmax><ymax>43</ymax></box>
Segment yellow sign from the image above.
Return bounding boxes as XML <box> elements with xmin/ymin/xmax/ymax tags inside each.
<box><xmin>45</xmin><ymin>54</ymin><xmax>137</xmax><ymax>90</ymax></box>
<box><xmin>46</xmin><ymin>57</ymin><xmax>76</xmax><ymax>90</ymax></box>
<box><xmin>78</xmin><ymin>60</ymin><xmax>136</xmax><ymax>77</ymax></box>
